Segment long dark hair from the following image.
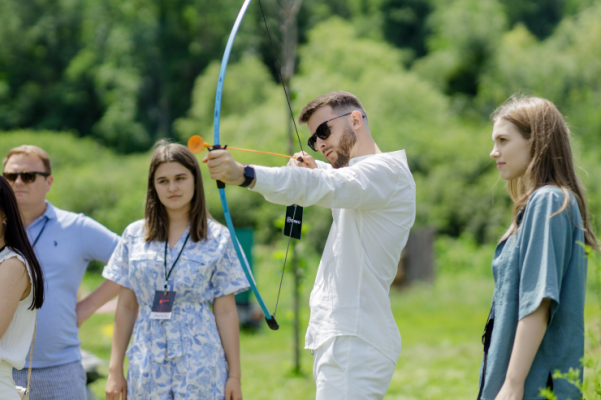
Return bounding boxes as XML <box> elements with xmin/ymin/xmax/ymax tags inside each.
<box><xmin>0</xmin><ymin>176</ymin><xmax>45</xmax><ymax>309</ymax></box>
<box><xmin>493</xmin><ymin>95</ymin><xmax>599</xmax><ymax>250</ymax></box>
<box><xmin>144</xmin><ymin>140</ymin><xmax>210</xmax><ymax>243</ymax></box>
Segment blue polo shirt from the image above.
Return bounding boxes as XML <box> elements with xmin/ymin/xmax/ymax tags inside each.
<box><xmin>23</xmin><ymin>202</ymin><xmax>119</xmax><ymax>368</ymax></box>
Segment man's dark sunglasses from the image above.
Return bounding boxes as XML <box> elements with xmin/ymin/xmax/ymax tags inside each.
<box><xmin>307</xmin><ymin>112</ymin><xmax>366</xmax><ymax>152</ymax></box>
<box><xmin>3</xmin><ymin>171</ymin><xmax>50</xmax><ymax>184</ymax></box>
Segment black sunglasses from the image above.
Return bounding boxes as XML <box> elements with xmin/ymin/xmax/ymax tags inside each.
<box><xmin>3</xmin><ymin>171</ymin><xmax>50</xmax><ymax>184</ymax></box>
<box><xmin>307</xmin><ymin>112</ymin><xmax>366</xmax><ymax>152</ymax></box>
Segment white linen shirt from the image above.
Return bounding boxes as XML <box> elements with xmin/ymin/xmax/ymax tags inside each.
<box><xmin>250</xmin><ymin>150</ymin><xmax>415</xmax><ymax>363</ymax></box>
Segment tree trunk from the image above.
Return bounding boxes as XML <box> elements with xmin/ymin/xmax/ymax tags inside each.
<box><xmin>280</xmin><ymin>0</ymin><xmax>303</xmax><ymax>374</ymax></box>
<box><xmin>280</xmin><ymin>0</ymin><xmax>302</xmax><ymax>156</ymax></box>
<box><xmin>292</xmin><ymin>243</ymin><xmax>301</xmax><ymax>374</ymax></box>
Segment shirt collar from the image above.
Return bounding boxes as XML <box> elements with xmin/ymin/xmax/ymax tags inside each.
<box><xmin>349</xmin><ymin>150</ymin><xmax>407</xmax><ymax>167</ymax></box>
<box><xmin>29</xmin><ymin>201</ymin><xmax>57</xmax><ymax>227</ymax></box>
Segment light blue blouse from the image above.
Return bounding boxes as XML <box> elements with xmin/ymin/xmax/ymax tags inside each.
<box><xmin>103</xmin><ymin>219</ymin><xmax>249</xmax><ymax>399</ymax></box>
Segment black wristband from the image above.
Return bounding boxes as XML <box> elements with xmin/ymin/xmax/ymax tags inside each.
<box><xmin>239</xmin><ymin>165</ymin><xmax>255</xmax><ymax>188</ymax></box>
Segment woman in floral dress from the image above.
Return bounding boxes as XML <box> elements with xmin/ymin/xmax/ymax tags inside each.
<box><xmin>105</xmin><ymin>141</ymin><xmax>249</xmax><ymax>400</ymax></box>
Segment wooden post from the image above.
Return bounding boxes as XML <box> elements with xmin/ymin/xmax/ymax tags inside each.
<box><xmin>394</xmin><ymin>228</ymin><xmax>436</xmax><ymax>287</ymax></box>
<box><xmin>281</xmin><ymin>0</ymin><xmax>303</xmax><ymax>157</ymax></box>
<box><xmin>292</xmin><ymin>243</ymin><xmax>301</xmax><ymax>374</ymax></box>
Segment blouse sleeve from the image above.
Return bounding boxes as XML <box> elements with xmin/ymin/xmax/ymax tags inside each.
<box><xmin>209</xmin><ymin>228</ymin><xmax>250</xmax><ymax>298</ymax></box>
<box><xmin>517</xmin><ymin>189</ymin><xmax>575</xmax><ymax>322</ymax></box>
<box><xmin>102</xmin><ymin>226</ymin><xmax>132</xmax><ymax>289</ymax></box>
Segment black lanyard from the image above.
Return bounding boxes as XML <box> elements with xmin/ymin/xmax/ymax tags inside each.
<box><xmin>32</xmin><ymin>218</ymin><xmax>49</xmax><ymax>247</ymax></box>
<box><xmin>163</xmin><ymin>233</ymin><xmax>190</xmax><ymax>291</ymax></box>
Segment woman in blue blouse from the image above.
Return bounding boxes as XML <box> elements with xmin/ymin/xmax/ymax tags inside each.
<box><xmin>104</xmin><ymin>141</ymin><xmax>249</xmax><ymax>400</ymax></box>
<box><xmin>478</xmin><ymin>96</ymin><xmax>599</xmax><ymax>400</ymax></box>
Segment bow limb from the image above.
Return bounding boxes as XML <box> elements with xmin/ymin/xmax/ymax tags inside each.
<box><xmin>213</xmin><ymin>0</ymin><xmax>279</xmax><ymax>331</ymax></box>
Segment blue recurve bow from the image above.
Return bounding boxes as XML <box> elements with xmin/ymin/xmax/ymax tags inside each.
<box><xmin>212</xmin><ymin>0</ymin><xmax>305</xmax><ymax>331</ymax></box>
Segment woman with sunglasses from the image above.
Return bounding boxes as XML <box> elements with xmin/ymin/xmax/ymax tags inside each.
<box><xmin>477</xmin><ymin>95</ymin><xmax>598</xmax><ymax>400</ymax></box>
<box><xmin>104</xmin><ymin>141</ymin><xmax>249</xmax><ymax>400</ymax></box>
<box><xmin>0</xmin><ymin>176</ymin><xmax>45</xmax><ymax>400</ymax></box>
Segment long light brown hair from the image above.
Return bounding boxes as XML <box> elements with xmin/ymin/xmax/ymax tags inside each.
<box><xmin>144</xmin><ymin>140</ymin><xmax>210</xmax><ymax>243</ymax></box>
<box><xmin>493</xmin><ymin>95</ymin><xmax>599</xmax><ymax>250</ymax></box>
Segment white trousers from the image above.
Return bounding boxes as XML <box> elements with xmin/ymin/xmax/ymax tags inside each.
<box><xmin>313</xmin><ymin>336</ymin><xmax>396</xmax><ymax>400</ymax></box>
<box><xmin>0</xmin><ymin>360</ymin><xmax>20</xmax><ymax>400</ymax></box>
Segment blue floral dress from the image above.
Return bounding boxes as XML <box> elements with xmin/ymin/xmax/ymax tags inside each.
<box><xmin>103</xmin><ymin>219</ymin><xmax>250</xmax><ymax>400</ymax></box>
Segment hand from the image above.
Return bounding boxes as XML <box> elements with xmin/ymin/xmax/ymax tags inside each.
<box><xmin>225</xmin><ymin>377</ymin><xmax>242</xmax><ymax>400</ymax></box>
<box><xmin>106</xmin><ymin>371</ymin><xmax>128</xmax><ymax>400</ymax></box>
<box><xmin>494</xmin><ymin>380</ymin><xmax>524</xmax><ymax>400</ymax></box>
<box><xmin>75</xmin><ymin>299</ymin><xmax>94</xmax><ymax>328</ymax></box>
<box><xmin>287</xmin><ymin>151</ymin><xmax>316</xmax><ymax>169</ymax></box>
<box><xmin>202</xmin><ymin>150</ymin><xmax>245</xmax><ymax>186</ymax></box>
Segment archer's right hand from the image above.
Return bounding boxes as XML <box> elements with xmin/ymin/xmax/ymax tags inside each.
<box><xmin>287</xmin><ymin>151</ymin><xmax>316</xmax><ymax>169</ymax></box>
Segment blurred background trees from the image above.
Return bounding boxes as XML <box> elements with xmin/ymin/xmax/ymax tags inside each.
<box><xmin>3</xmin><ymin>1</ymin><xmax>600</xmax><ymax>394</ymax></box>
<box><xmin>0</xmin><ymin>0</ymin><xmax>600</xmax><ymax>250</ymax></box>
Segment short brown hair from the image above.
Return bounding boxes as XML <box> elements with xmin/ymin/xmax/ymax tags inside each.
<box><xmin>3</xmin><ymin>145</ymin><xmax>52</xmax><ymax>174</ymax></box>
<box><xmin>298</xmin><ymin>91</ymin><xmax>367</xmax><ymax>124</ymax></box>
<box><xmin>144</xmin><ymin>140</ymin><xmax>210</xmax><ymax>243</ymax></box>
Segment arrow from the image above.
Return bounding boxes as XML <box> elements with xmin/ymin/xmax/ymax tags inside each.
<box><xmin>188</xmin><ymin>135</ymin><xmax>298</xmax><ymax>160</ymax></box>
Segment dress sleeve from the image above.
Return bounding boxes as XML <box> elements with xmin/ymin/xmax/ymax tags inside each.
<box><xmin>102</xmin><ymin>226</ymin><xmax>131</xmax><ymax>289</ymax></box>
<box><xmin>209</xmin><ymin>228</ymin><xmax>250</xmax><ymax>298</ymax></box>
<box><xmin>517</xmin><ymin>189</ymin><xmax>574</xmax><ymax>321</ymax></box>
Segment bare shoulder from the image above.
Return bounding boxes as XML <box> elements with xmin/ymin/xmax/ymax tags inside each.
<box><xmin>0</xmin><ymin>255</ymin><xmax>28</xmax><ymax>278</ymax></box>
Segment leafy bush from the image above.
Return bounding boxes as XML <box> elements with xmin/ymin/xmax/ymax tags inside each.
<box><xmin>0</xmin><ymin>131</ymin><xmax>147</xmax><ymax>235</ymax></box>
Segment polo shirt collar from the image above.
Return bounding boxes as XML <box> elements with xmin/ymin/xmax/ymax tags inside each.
<box><xmin>43</xmin><ymin>201</ymin><xmax>57</xmax><ymax>220</ymax></box>
<box><xmin>29</xmin><ymin>201</ymin><xmax>57</xmax><ymax>228</ymax></box>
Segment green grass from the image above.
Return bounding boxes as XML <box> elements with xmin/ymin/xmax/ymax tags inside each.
<box><xmin>79</xmin><ymin>241</ymin><xmax>601</xmax><ymax>399</ymax></box>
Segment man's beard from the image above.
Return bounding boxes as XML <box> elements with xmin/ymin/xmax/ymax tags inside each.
<box><xmin>330</xmin><ymin>125</ymin><xmax>357</xmax><ymax>169</ymax></box>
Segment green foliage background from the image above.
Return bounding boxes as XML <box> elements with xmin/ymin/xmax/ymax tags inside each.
<box><xmin>2</xmin><ymin>0</ymin><xmax>600</xmax><ymax>246</ymax></box>
<box><xmin>1</xmin><ymin>0</ymin><xmax>601</xmax><ymax>398</ymax></box>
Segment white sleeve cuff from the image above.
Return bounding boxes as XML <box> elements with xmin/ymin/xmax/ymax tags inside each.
<box><xmin>248</xmin><ymin>165</ymin><xmax>276</xmax><ymax>195</ymax></box>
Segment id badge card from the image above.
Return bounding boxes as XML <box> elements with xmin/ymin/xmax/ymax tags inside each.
<box><xmin>150</xmin><ymin>290</ymin><xmax>176</xmax><ymax>320</ymax></box>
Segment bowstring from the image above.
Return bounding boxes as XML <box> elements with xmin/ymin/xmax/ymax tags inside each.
<box><xmin>257</xmin><ymin>0</ymin><xmax>304</xmax><ymax>318</ymax></box>
<box><xmin>257</xmin><ymin>0</ymin><xmax>305</xmax><ymax>155</ymax></box>
<box><xmin>274</xmin><ymin>205</ymin><xmax>298</xmax><ymax>317</ymax></box>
